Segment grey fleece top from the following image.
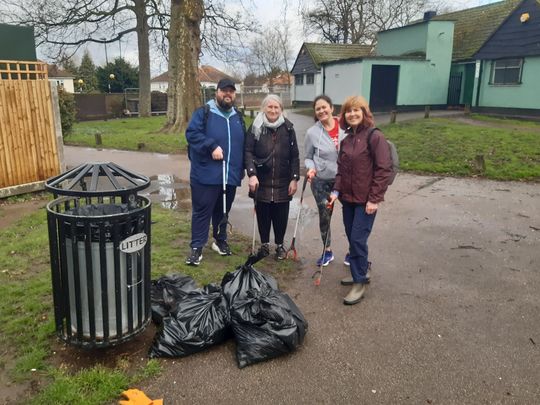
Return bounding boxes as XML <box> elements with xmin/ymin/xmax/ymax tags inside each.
<box><xmin>304</xmin><ymin>120</ymin><xmax>347</xmax><ymax>180</ymax></box>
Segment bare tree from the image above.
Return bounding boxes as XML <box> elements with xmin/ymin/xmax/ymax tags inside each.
<box><xmin>0</xmin><ymin>0</ymin><xmax>166</xmax><ymax>117</ymax></box>
<box><xmin>161</xmin><ymin>0</ymin><xmax>254</xmax><ymax>133</ymax></box>
<box><xmin>0</xmin><ymin>0</ymin><xmax>253</xmax><ymax>120</ymax></box>
<box><xmin>302</xmin><ymin>0</ymin><xmax>428</xmax><ymax>44</ymax></box>
<box><xmin>247</xmin><ymin>3</ymin><xmax>293</xmax><ymax>92</ymax></box>
<box><xmin>163</xmin><ymin>0</ymin><xmax>204</xmax><ymax>133</ymax></box>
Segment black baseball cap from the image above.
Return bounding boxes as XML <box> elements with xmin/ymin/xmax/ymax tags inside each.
<box><xmin>217</xmin><ymin>78</ymin><xmax>236</xmax><ymax>90</ymax></box>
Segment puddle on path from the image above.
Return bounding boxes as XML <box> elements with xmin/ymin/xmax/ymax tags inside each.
<box><xmin>142</xmin><ymin>174</ymin><xmax>319</xmax><ymax>239</ymax></box>
<box><xmin>144</xmin><ymin>174</ymin><xmax>191</xmax><ymax>210</ymax></box>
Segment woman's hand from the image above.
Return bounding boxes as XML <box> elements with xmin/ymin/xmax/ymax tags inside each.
<box><xmin>306</xmin><ymin>168</ymin><xmax>317</xmax><ymax>182</ymax></box>
<box><xmin>365</xmin><ymin>201</ymin><xmax>378</xmax><ymax>215</ymax></box>
<box><xmin>327</xmin><ymin>193</ymin><xmax>338</xmax><ymax>206</ymax></box>
<box><xmin>288</xmin><ymin>179</ymin><xmax>298</xmax><ymax>196</ymax></box>
<box><xmin>248</xmin><ymin>176</ymin><xmax>259</xmax><ymax>193</ymax></box>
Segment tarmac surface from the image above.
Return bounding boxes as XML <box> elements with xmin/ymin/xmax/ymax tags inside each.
<box><xmin>63</xmin><ymin>110</ymin><xmax>540</xmax><ymax>404</ymax></box>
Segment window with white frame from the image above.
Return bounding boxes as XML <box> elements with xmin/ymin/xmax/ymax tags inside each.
<box><xmin>490</xmin><ymin>58</ymin><xmax>523</xmax><ymax>85</ymax></box>
<box><xmin>306</xmin><ymin>73</ymin><xmax>314</xmax><ymax>84</ymax></box>
<box><xmin>295</xmin><ymin>74</ymin><xmax>304</xmax><ymax>85</ymax></box>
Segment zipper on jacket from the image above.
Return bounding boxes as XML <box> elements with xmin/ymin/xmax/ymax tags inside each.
<box><xmin>351</xmin><ymin>133</ymin><xmax>357</xmax><ymax>201</ymax></box>
<box><xmin>271</xmin><ymin>130</ymin><xmax>276</xmax><ymax>202</ymax></box>
<box><xmin>226</xmin><ymin>117</ymin><xmax>231</xmax><ymax>184</ymax></box>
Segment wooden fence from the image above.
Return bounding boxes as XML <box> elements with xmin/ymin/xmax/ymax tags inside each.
<box><xmin>0</xmin><ymin>60</ymin><xmax>64</xmax><ymax>195</ymax></box>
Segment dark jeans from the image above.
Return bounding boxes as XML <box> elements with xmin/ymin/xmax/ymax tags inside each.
<box><xmin>256</xmin><ymin>201</ymin><xmax>290</xmax><ymax>245</ymax></box>
<box><xmin>342</xmin><ymin>200</ymin><xmax>376</xmax><ymax>284</ymax></box>
<box><xmin>311</xmin><ymin>177</ymin><xmax>334</xmax><ymax>247</ymax></box>
<box><xmin>190</xmin><ymin>183</ymin><xmax>236</xmax><ymax>249</ymax></box>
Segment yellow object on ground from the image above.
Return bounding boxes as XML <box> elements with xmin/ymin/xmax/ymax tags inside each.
<box><xmin>119</xmin><ymin>388</ymin><xmax>163</xmax><ymax>405</ymax></box>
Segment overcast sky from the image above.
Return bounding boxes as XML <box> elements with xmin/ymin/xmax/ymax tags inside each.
<box><xmin>59</xmin><ymin>0</ymin><xmax>500</xmax><ymax>78</ymax></box>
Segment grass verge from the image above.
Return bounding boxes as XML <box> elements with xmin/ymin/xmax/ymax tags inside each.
<box><xmin>66</xmin><ymin>115</ymin><xmax>254</xmax><ymax>154</ymax></box>
<box><xmin>381</xmin><ymin>117</ymin><xmax>540</xmax><ymax>181</ymax></box>
<box><xmin>468</xmin><ymin>113</ymin><xmax>540</xmax><ymax>128</ymax></box>
<box><xmin>0</xmin><ymin>201</ymin><xmax>295</xmax><ymax>403</ymax></box>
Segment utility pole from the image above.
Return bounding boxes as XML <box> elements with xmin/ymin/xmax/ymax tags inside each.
<box><xmin>101</xmin><ymin>37</ymin><xmax>109</xmax><ymax>65</ymax></box>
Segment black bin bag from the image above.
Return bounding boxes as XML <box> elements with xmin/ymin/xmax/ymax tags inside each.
<box><xmin>149</xmin><ymin>284</ymin><xmax>231</xmax><ymax>358</ymax></box>
<box><xmin>230</xmin><ymin>285</ymin><xmax>308</xmax><ymax>368</ymax></box>
<box><xmin>151</xmin><ymin>274</ymin><xmax>198</xmax><ymax>325</ymax></box>
<box><xmin>221</xmin><ymin>264</ymin><xmax>278</xmax><ymax>306</ymax></box>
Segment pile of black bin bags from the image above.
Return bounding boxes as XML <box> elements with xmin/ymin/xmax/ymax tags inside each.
<box><xmin>149</xmin><ymin>262</ymin><xmax>308</xmax><ymax>368</ymax></box>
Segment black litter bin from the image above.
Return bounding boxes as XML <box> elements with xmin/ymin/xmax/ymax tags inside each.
<box><xmin>46</xmin><ymin>162</ymin><xmax>151</xmax><ymax>348</ymax></box>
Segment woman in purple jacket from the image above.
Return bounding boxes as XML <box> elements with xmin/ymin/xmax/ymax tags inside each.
<box><xmin>328</xmin><ymin>95</ymin><xmax>393</xmax><ymax>305</ymax></box>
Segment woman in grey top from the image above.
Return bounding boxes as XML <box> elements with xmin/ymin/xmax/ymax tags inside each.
<box><xmin>304</xmin><ymin>95</ymin><xmax>347</xmax><ymax>266</ymax></box>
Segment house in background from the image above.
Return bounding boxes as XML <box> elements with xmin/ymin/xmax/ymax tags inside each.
<box><xmin>291</xmin><ymin>20</ymin><xmax>454</xmax><ymax>111</ymax></box>
<box><xmin>291</xmin><ymin>0</ymin><xmax>540</xmax><ymax>115</ymax></box>
<box><xmin>262</xmin><ymin>72</ymin><xmax>293</xmax><ymax>93</ymax></box>
<box><xmin>151</xmin><ymin>65</ymin><xmax>235</xmax><ymax>93</ymax></box>
<box><xmin>46</xmin><ymin>64</ymin><xmax>75</xmax><ymax>93</ymax></box>
<box><xmin>291</xmin><ymin>43</ymin><xmax>374</xmax><ymax>104</ymax></box>
<box><xmin>467</xmin><ymin>0</ymin><xmax>539</xmax><ymax>115</ymax></box>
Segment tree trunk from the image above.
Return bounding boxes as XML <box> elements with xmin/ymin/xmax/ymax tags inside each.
<box><xmin>134</xmin><ymin>0</ymin><xmax>152</xmax><ymax>117</ymax></box>
<box><xmin>163</xmin><ymin>0</ymin><xmax>203</xmax><ymax>133</ymax></box>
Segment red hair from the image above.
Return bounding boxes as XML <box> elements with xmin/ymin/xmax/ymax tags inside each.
<box><xmin>339</xmin><ymin>95</ymin><xmax>375</xmax><ymax>130</ymax></box>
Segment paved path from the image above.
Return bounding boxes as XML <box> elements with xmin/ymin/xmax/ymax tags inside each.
<box><xmin>62</xmin><ymin>115</ymin><xmax>540</xmax><ymax>404</ymax></box>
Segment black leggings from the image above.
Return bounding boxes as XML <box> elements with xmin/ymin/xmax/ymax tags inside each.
<box><xmin>256</xmin><ymin>201</ymin><xmax>290</xmax><ymax>245</ymax></box>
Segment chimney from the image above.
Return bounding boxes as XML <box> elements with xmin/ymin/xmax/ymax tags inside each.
<box><xmin>424</xmin><ymin>11</ymin><xmax>437</xmax><ymax>21</ymax></box>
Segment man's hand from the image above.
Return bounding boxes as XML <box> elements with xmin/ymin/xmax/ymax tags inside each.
<box><xmin>306</xmin><ymin>169</ymin><xmax>317</xmax><ymax>182</ymax></box>
<box><xmin>248</xmin><ymin>176</ymin><xmax>259</xmax><ymax>193</ymax></box>
<box><xmin>288</xmin><ymin>179</ymin><xmax>298</xmax><ymax>196</ymax></box>
<box><xmin>212</xmin><ymin>146</ymin><xmax>224</xmax><ymax>160</ymax></box>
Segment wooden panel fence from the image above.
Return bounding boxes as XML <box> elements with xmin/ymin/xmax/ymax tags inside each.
<box><xmin>0</xmin><ymin>60</ymin><xmax>63</xmax><ymax>193</ymax></box>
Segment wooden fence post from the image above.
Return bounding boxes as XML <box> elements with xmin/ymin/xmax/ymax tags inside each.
<box><xmin>95</xmin><ymin>132</ymin><xmax>102</xmax><ymax>146</ymax></box>
<box><xmin>390</xmin><ymin>110</ymin><xmax>397</xmax><ymax>124</ymax></box>
<box><xmin>424</xmin><ymin>105</ymin><xmax>430</xmax><ymax>118</ymax></box>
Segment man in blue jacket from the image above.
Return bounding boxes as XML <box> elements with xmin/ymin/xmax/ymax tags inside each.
<box><xmin>185</xmin><ymin>78</ymin><xmax>246</xmax><ymax>266</ymax></box>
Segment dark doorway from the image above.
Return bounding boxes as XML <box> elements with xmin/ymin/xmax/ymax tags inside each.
<box><xmin>462</xmin><ymin>64</ymin><xmax>475</xmax><ymax>106</ymax></box>
<box><xmin>447</xmin><ymin>72</ymin><xmax>463</xmax><ymax>106</ymax></box>
<box><xmin>369</xmin><ymin>65</ymin><xmax>399</xmax><ymax>111</ymax></box>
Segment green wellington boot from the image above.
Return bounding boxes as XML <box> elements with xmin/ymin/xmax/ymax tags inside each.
<box><xmin>343</xmin><ymin>283</ymin><xmax>366</xmax><ymax>305</ymax></box>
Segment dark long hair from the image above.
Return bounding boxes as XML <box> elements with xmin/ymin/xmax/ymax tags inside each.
<box><xmin>312</xmin><ymin>94</ymin><xmax>334</xmax><ymax>122</ymax></box>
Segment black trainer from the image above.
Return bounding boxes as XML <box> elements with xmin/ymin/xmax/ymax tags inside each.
<box><xmin>212</xmin><ymin>240</ymin><xmax>232</xmax><ymax>256</ymax></box>
<box><xmin>258</xmin><ymin>243</ymin><xmax>270</xmax><ymax>258</ymax></box>
<box><xmin>275</xmin><ymin>244</ymin><xmax>287</xmax><ymax>261</ymax></box>
<box><xmin>185</xmin><ymin>247</ymin><xmax>203</xmax><ymax>266</ymax></box>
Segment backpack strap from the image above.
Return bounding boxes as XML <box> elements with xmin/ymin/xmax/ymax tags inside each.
<box><xmin>234</xmin><ymin>107</ymin><xmax>247</xmax><ymax>135</ymax></box>
<box><xmin>366</xmin><ymin>127</ymin><xmax>379</xmax><ymax>156</ymax></box>
<box><xmin>203</xmin><ymin>104</ymin><xmax>247</xmax><ymax>135</ymax></box>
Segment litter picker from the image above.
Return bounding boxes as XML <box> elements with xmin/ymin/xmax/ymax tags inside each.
<box><xmin>218</xmin><ymin>159</ymin><xmax>233</xmax><ymax>235</ymax></box>
<box><xmin>312</xmin><ymin>198</ymin><xmax>334</xmax><ymax>286</ymax></box>
<box><xmin>286</xmin><ymin>176</ymin><xmax>308</xmax><ymax>260</ymax></box>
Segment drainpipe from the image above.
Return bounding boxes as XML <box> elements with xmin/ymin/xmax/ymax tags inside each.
<box><xmin>322</xmin><ymin>65</ymin><xmax>326</xmax><ymax>94</ymax></box>
<box><xmin>475</xmin><ymin>60</ymin><xmax>483</xmax><ymax>108</ymax></box>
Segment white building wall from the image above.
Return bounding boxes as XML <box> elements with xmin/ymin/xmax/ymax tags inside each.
<box><xmin>293</xmin><ymin>72</ymin><xmax>321</xmax><ymax>103</ymax></box>
<box><xmin>50</xmin><ymin>78</ymin><xmax>74</xmax><ymax>93</ymax></box>
<box><xmin>324</xmin><ymin>62</ymin><xmax>363</xmax><ymax>104</ymax></box>
<box><xmin>151</xmin><ymin>81</ymin><xmax>167</xmax><ymax>92</ymax></box>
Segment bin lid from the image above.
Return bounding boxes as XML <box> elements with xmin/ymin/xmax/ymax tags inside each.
<box><xmin>45</xmin><ymin>162</ymin><xmax>150</xmax><ymax>197</ymax></box>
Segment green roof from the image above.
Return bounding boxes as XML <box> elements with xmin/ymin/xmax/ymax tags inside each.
<box><xmin>304</xmin><ymin>43</ymin><xmax>374</xmax><ymax>66</ymax></box>
<box><xmin>432</xmin><ymin>0</ymin><xmax>522</xmax><ymax>61</ymax></box>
